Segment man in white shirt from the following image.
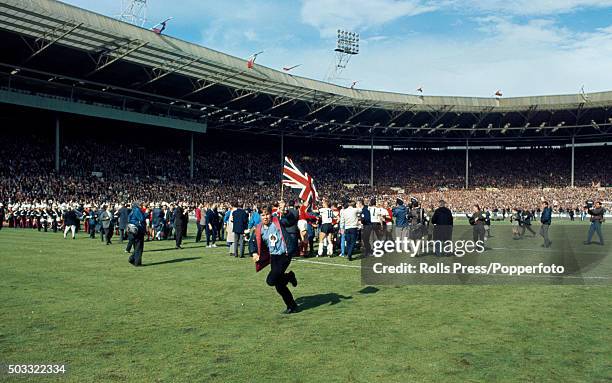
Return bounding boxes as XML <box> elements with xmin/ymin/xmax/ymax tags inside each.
<box><xmin>340</xmin><ymin>200</ymin><xmax>360</xmax><ymax>261</ymax></box>
<box><xmin>368</xmin><ymin>198</ymin><xmax>388</xmax><ymax>242</ymax></box>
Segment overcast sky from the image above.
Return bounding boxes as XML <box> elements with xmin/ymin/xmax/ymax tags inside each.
<box><xmin>59</xmin><ymin>0</ymin><xmax>612</xmax><ymax>97</ymax></box>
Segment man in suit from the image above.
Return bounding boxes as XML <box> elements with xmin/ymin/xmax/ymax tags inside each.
<box><xmin>431</xmin><ymin>200</ymin><xmax>453</xmax><ymax>256</ymax></box>
<box><xmin>232</xmin><ymin>202</ymin><xmax>249</xmax><ymax>258</ymax></box>
<box><xmin>205</xmin><ymin>204</ymin><xmax>218</xmax><ymax>248</ymax></box>
<box><xmin>174</xmin><ymin>204</ymin><xmax>186</xmax><ymax>249</ymax></box>
<box><xmin>100</xmin><ymin>205</ymin><xmax>114</xmax><ymax>245</ymax></box>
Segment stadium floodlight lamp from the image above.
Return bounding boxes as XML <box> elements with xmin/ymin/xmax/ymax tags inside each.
<box><xmin>335</xmin><ymin>29</ymin><xmax>360</xmax><ymax>55</ymax></box>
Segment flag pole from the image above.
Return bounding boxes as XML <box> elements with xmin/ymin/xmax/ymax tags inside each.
<box><xmin>280</xmin><ymin>132</ymin><xmax>284</xmax><ymax>201</ymax></box>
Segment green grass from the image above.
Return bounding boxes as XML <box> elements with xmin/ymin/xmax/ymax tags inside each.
<box><xmin>0</xmin><ymin>221</ymin><xmax>610</xmax><ymax>382</ymax></box>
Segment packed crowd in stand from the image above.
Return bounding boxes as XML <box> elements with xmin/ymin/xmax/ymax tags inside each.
<box><xmin>1</xmin><ymin>133</ymin><xmax>611</xmax><ymax>213</ymax></box>
<box><xmin>1</xmin><ymin>131</ymin><xmax>609</xmax><ymax>268</ymax></box>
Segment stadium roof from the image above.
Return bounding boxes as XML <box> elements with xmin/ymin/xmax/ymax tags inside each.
<box><xmin>0</xmin><ymin>0</ymin><xmax>611</xmax><ymax>144</ymax></box>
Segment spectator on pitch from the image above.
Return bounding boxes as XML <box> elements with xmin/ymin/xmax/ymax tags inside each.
<box><xmin>173</xmin><ymin>203</ymin><xmax>186</xmax><ymax>249</ymax></box>
<box><xmin>117</xmin><ymin>203</ymin><xmax>129</xmax><ymax>243</ymax></box>
<box><xmin>584</xmin><ymin>201</ymin><xmax>605</xmax><ymax>245</ymax></box>
<box><xmin>128</xmin><ymin>202</ymin><xmax>146</xmax><ymax>267</ymax></box>
<box><xmin>539</xmin><ymin>201</ymin><xmax>552</xmax><ymax>248</ymax></box>
<box><xmin>282</xmin><ymin>200</ymin><xmax>301</xmax><ymax>259</ymax></box>
<box><xmin>368</xmin><ymin>198</ymin><xmax>387</xmax><ymax>244</ymax></box>
<box><xmin>100</xmin><ymin>205</ymin><xmax>113</xmax><ymax>245</ymax></box>
<box><xmin>392</xmin><ymin>198</ymin><xmax>409</xmax><ymax>239</ymax></box>
<box><xmin>195</xmin><ymin>204</ymin><xmax>203</xmax><ymax>243</ymax></box>
<box><xmin>340</xmin><ymin>200</ymin><xmax>360</xmax><ymax>261</ymax></box>
<box><xmin>358</xmin><ymin>199</ymin><xmax>372</xmax><ymax>257</ymax></box>
<box><xmin>215</xmin><ymin>205</ymin><xmax>225</xmax><ymax>242</ymax></box>
<box><xmin>232</xmin><ymin>201</ymin><xmax>249</xmax><ymax>258</ymax></box>
<box><xmin>432</xmin><ymin>200</ymin><xmax>453</xmax><ymax>256</ymax></box>
<box><xmin>87</xmin><ymin>205</ymin><xmax>98</xmax><ymax>239</ymax></box>
<box><xmin>205</xmin><ymin>204</ymin><xmax>218</xmax><ymax>248</ymax></box>
<box><xmin>521</xmin><ymin>209</ymin><xmax>536</xmax><ymax>237</ymax></box>
<box><xmin>63</xmin><ymin>205</ymin><xmax>78</xmax><ymax>240</ymax></box>
<box><xmin>249</xmin><ymin>206</ymin><xmax>299</xmax><ymax>314</ymax></box>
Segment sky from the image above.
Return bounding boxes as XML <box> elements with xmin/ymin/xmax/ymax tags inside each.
<box><xmin>58</xmin><ymin>0</ymin><xmax>612</xmax><ymax>97</ymax></box>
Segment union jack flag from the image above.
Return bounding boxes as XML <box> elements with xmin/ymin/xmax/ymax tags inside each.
<box><xmin>282</xmin><ymin>156</ymin><xmax>318</xmax><ymax>206</ymax></box>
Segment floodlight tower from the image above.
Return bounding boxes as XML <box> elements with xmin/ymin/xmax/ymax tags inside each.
<box><xmin>325</xmin><ymin>29</ymin><xmax>360</xmax><ymax>83</ymax></box>
<box><xmin>119</xmin><ymin>0</ymin><xmax>147</xmax><ymax>27</ymax></box>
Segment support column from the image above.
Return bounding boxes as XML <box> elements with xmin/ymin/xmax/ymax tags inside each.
<box><xmin>370</xmin><ymin>135</ymin><xmax>374</xmax><ymax>188</ymax></box>
<box><xmin>570</xmin><ymin>135</ymin><xmax>575</xmax><ymax>187</ymax></box>
<box><xmin>55</xmin><ymin>117</ymin><xmax>60</xmax><ymax>173</ymax></box>
<box><xmin>465</xmin><ymin>140</ymin><xmax>469</xmax><ymax>189</ymax></box>
<box><xmin>190</xmin><ymin>133</ymin><xmax>194</xmax><ymax>180</ymax></box>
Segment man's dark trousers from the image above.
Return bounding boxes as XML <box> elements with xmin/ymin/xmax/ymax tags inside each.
<box><xmin>195</xmin><ymin>223</ymin><xmax>203</xmax><ymax>243</ymax></box>
<box><xmin>233</xmin><ymin>233</ymin><xmax>245</xmax><ymax>257</ymax></box>
<box><xmin>126</xmin><ymin>232</ymin><xmax>134</xmax><ymax>252</ymax></box>
<box><xmin>587</xmin><ymin>221</ymin><xmax>604</xmax><ymax>244</ymax></box>
<box><xmin>175</xmin><ymin>226</ymin><xmax>184</xmax><ymax>248</ymax></box>
<box><xmin>129</xmin><ymin>232</ymin><xmax>145</xmax><ymax>266</ymax></box>
<box><xmin>344</xmin><ymin>228</ymin><xmax>358</xmax><ymax>259</ymax></box>
<box><xmin>266</xmin><ymin>253</ymin><xmax>296</xmax><ymax>309</ymax></box>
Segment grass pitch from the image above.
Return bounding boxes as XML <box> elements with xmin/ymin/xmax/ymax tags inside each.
<box><xmin>0</xmin><ymin>221</ymin><xmax>610</xmax><ymax>382</ymax></box>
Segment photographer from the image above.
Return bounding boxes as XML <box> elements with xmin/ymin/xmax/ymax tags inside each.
<box><xmin>467</xmin><ymin>204</ymin><xmax>485</xmax><ymax>244</ymax></box>
<box><xmin>584</xmin><ymin>201</ymin><xmax>605</xmax><ymax>245</ymax></box>
<box><xmin>408</xmin><ymin>197</ymin><xmax>426</xmax><ymax>240</ymax></box>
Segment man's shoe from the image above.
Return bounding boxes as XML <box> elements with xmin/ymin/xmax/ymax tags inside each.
<box><xmin>212</xmin><ymin>244</ymin><xmax>217</xmax><ymax>248</ymax></box>
<box><xmin>583</xmin><ymin>241</ymin><xmax>592</xmax><ymax>245</ymax></box>
<box><xmin>287</xmin><ymin>271</ymin><xmax>298</xmax><ymax>287</ymax></box>
<box><xmin>281</xmin><ymin>306</ymin><xmax>300</xmax><ymax>314</ymax></box>
<box><xmin>128</xmin><ymin>258</ymin><xmax>135</xmax><ymax>265</ymax></box>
